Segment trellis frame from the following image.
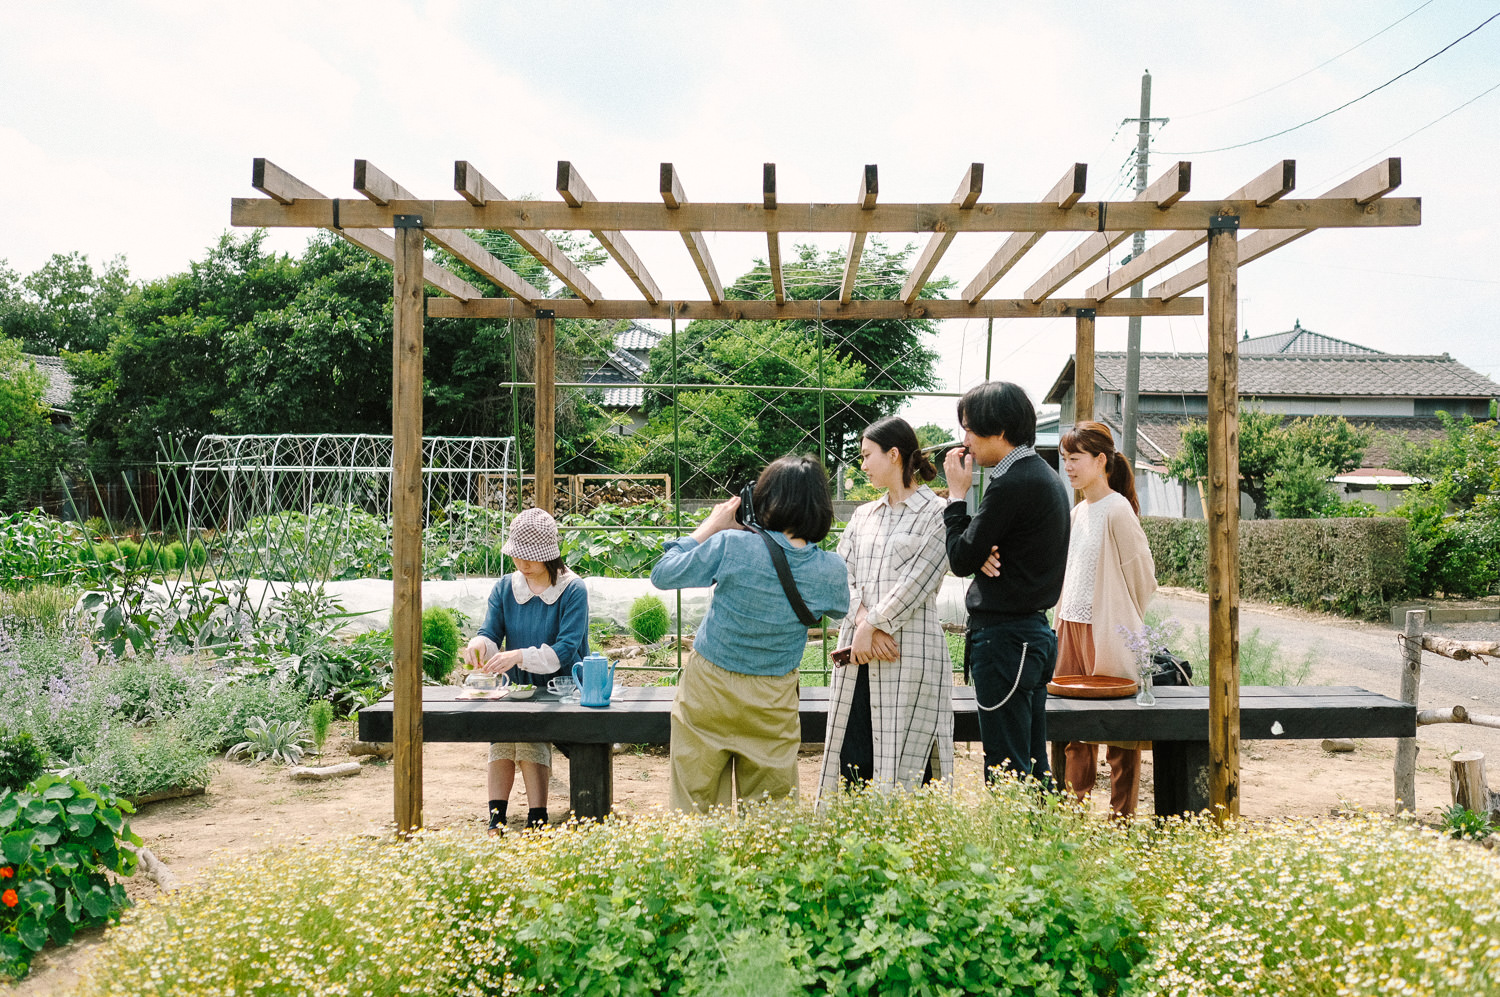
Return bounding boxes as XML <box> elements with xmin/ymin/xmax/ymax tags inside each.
<box><xmin>231</xmin><ymin>154</ymin><xmax>1418</xmax><ymax>833</ymax></box>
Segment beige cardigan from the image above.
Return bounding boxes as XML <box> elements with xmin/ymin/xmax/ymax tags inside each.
<box><xmin>1072</xmin><ymin>494</ymin><xmax>1157</xmax><ymax>682</ymax></box>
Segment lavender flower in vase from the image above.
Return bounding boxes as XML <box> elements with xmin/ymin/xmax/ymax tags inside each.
<box><xmin>1116</xmin><ymin>618</ymin><xmax>1183</xmax><ymax>708</ymax></box>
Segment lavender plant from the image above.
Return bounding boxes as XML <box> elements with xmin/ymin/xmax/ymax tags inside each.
<box><xmin>1116</xmin><ymin>616</ymin><xmax>1183</xmax><ymax>681</ymax></box>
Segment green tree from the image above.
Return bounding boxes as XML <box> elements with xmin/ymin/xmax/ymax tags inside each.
<box><xmin>0</xmin><ymin>337</ymin><xmax>75</xmax><ymax>510</ymax></box>
<box><xmin>1166</xmin><ymin>410</ymin><xmax>1369</xmax><ymax>519</ymax></box>
<box><xmin>642</xmin><ymin>242</ymin><xmax>943</xmax><ymax>470</ymax></box>
<box><xmin>1390</xmin><ymin>413</ymin><xmax>1500</xmax><ymax>510</ymax></box>
<box><xmin>0</xmin><ymin>252</ymin><xmax>133</xmax><ymax>355</ymax></box>
<box><xmin>622</xmin><ymin>321</ymin><xmax>866</xmax><ymax>495</ymax></box>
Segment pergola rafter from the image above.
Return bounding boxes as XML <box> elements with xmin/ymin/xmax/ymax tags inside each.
<box><xmin>230</xmin><ymin>155</ymin><xmax>1420</xmax><ymax>835</ymax></box>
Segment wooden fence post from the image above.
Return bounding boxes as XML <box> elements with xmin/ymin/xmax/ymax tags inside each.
<box><xmin>391</xmin><ymin>215</ymin><xmax>425</xmax><ymax>837</ymax></box>
<box><xmin>1395</xmin><ymin>608</ymin><xmax>1426</xmax><ymax>813</ymax></box>
<box><xmin>535</xmin><ymin>308</ymin><xmax>556</xmax><ymax>514</ymax></box>
<box><xmin>1206</xmin><ymin>216</ymin><xmax>1240</xmax><ymax>822</ymax></box>
<box><xmin>1073</xmin><ymin>308</ymin><xmax>1096</xmax><ymax>425</ymax></box>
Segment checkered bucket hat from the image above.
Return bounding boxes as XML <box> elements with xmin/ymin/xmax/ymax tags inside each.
<box><xmin>501</xmin><ymin>507</ymin><xmax>562</xmax><ymax>562</ymax></box>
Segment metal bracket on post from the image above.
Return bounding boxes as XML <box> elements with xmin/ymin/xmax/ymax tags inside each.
<box><xmin>535</xmin><ymin>308</ymin><xmax>555</xmax><ymax>320</ymax></box>
<box><xmin>1076</xmin><ymin>307</ymin><xmax>1097</xmax><ymax>320</ymax></box>
<box><xmin>393</xmin><ymin>214</ymin><xmax>424</xmax><ymax>229</ymax></box>
<box><xmin>1208</xmin><ymin>214</ymin><xmax>1240</xmax><ymax>232</ymax></box>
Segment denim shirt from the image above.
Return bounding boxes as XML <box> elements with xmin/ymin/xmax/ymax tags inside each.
<box><xmin>652</xmin><ymin>529</ymin><xmax>849</xmax><ymax>676</ymax></box>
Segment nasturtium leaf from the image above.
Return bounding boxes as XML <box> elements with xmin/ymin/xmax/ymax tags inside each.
<box><xmin>30</xmin><ymin>825</ymin><xmax>60</xmax><ymax>847</ymax></box>
<box><xmin>65</xmin><ymin>797</ymin><xmax>97</xmax><ymax>815</ymax></box>
<box><xmin>66</xmin><ymin>813</ymin><xmax>96</xmax><ymax>837</ymax></box>
<box><xmin>16</xmin><ymin>916</ymin><xmax>47</xmax><ymax>952</ymax></box>
<box><xmin>41</xmin><ymin>782</ymin><xmax>73</xmax><ymax>802</ymax></box>
<box><xmin>22</xmin><ymin>800</ymin><xmax>55</xmax><ymax>824</ymax></box>
<box><xmin>97</xmin><ymin>809</ymin><xmax>123</xmax><ymax>833</ymax></box>
<box><xmin>20</xmin><ymin>878</ymin><xmax>55</xmax><ymax>907</ymax></box>
<box><xmin>63</xmin><ymin>888</ymin><xmax>80</xmax><ymax>923</ymax></box>
<box><xmin>2</xmin><ymin>829</ymin><xmax>36</xmax><ymax>865</ymax></box>
<box><xmin>0</xmin><ymin>798</ymin><xmax>18</xmax><ymax>828</ymax></box>
<box><xmin>82</xmin><ymin>887</ymin><xmax>111</xmax><ymax>919</ymax></box>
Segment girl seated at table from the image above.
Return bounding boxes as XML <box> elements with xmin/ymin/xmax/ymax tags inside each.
<box><xmin>462</xmin><ymin>507</ymin><xmax>589</xmax><ymax>832</ymax></box>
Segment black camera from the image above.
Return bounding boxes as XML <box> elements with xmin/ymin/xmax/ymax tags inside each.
<box><xmin>732</xmin><ymin>480</ymin><xmax>759</xmax><ymax>529</ymax></box>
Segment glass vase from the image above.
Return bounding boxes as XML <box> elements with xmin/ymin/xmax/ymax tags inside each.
<box><xmin>1136</xmin><ymin>666</ymin><xmax>1156</xmax><ymax>707</ymax></box>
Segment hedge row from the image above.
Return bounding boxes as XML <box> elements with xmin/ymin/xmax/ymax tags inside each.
<box><xmin>1143</xmin><ymin>515</ymin><xmax>1409</xmax><ymax>618</ymax></box>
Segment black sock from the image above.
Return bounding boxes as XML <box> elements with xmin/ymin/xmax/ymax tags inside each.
<box><xmin>488</xmin><ymin>800</ymin><xmax>508</xmax><ymax>829</ymax></box>
<box><xmin>526</xmin><ymin>807</ymin><xmax>548</xmax><ymax>828</ymax></box>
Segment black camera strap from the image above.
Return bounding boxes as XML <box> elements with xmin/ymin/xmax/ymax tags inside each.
<box><xmin>748</xmin><ymin>525</ymin><xmax>820</xmax><ymax>628</ymax></box>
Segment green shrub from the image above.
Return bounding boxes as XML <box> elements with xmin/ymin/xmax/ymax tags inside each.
<box><xmin>0</xmin><ymin>774</ymin><xmax>141</xmax><ymax>981</ymax></box>
<box><xmin>0</xmin><ymin>728</ymin><xmax>46</xmax><ymax>794</ymax></box>
<box><xmin>421</xmin><ymin>607</ymin><xmax>461</xmax><ymax>682</ymax></box>
<box><xmin>1183</xmin><ymin>625</ymin><xmax>1312</xmax><ymax>685</ymax></box>
<box><xmin>187</xmin><ymin>540</ymin><xmax>208</xmax><ymax>568</ymax></box>
<box><xmin>71</xmin><ymin>723</ymin><xmax>214</xmax><ymax>801</ymax></box>
<box><xmin>114</xmin><ymin>539</ymin><xmax>141</xmax><ymax>569</ymax></box>
<box><xmin>162</xmin><ymin>542</ymin><xmax>187</xmax><ymax>572</ymax></box>
<box><xmin>0</xmin><ymin>585</ymin><xmax>79</xmax><ymax>634</ymax></box>
<box><xmin>628</xmin><ymin>594</ymin><xmax>670</xmax><ymax>644</ymax></box>
<box><xmin>306</xmin><ymin>700</ymin><xmax>334</xmax><ymax>760</ymax></box>
<box><xmin>103</xmin><ymin>657</ymin><xmax>202</xmax><ymax>725</ymax></box>
<box><xmin>1142</xmin><ymin>515</ymin><xmax>1408</xmax><ymax>618</ymax></box>
<box><xmin>178</xmin><ymin>679</ymin><xmax>309</xmax><ymax>753</ymax></box>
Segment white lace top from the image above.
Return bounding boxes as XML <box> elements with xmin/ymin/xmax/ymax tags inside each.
<box><xmin>1056</xmin><ymin>491</ymin><xmax>1129</xmax><ymax>623</ymax></box>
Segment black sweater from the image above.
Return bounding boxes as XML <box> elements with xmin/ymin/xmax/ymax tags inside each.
<box><xmin>943</xmin><ymin>452</ymin><xmax>1071</xmax><ymax>628</ymax></box>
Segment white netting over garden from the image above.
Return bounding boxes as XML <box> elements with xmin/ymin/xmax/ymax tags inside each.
<box><xmin>181</xmin><ymin>434</ymin><xmax>515</xmax><ymax>584</ymax></box>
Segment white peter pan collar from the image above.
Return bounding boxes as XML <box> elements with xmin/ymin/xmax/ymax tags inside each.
<box><xmin>510</xmin><ymin>569</ymin><xmax>572</xmax><ymax>606</ymax></box>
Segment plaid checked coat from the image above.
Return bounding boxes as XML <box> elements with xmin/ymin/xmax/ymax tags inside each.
<box><xmin>817</xmin><ymin>486</ymin><xmax>954</xmax><ymax>799</ymax></box>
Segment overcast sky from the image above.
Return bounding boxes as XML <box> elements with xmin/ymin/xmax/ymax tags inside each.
<box><xmin>3</xmin><ymin>1</ymin><xmax>1497</xmax><ymax>431</ymax></box>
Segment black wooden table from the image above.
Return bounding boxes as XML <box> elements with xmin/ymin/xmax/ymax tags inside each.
<box><xmin>359</xmin><ymin>685</ymin><xmax>1414</xmax><ymax>819</ymax></box>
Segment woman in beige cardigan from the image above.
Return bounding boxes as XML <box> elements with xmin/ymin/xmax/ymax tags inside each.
<box><xmin>1053</xmin><ymin>421</ymin><xmax>1156</xmax><ymax>816</ymax></box>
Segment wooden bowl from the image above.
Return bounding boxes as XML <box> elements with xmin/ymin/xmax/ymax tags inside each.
<box><xmin>1047</xmin><ymin>675</ymin><xmax>1139</xmax><ymax>699</ymax></box>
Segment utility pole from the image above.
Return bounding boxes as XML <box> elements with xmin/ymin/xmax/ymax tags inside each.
<box><xmin>1120</xmin><ymin>71</ymin><xmax>1168</xmax><ymax>466</ymax></box>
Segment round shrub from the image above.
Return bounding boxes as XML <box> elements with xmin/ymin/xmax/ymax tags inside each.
<box><xmin>628</xmin><ymin>594</ymin><xmax>670</xmax><ymax>644</ymax></box>
<box><xmin>88</xmin><ymin>541</ymin><xmax>119</xmax><ymax>564</ymax></box>
<box><xmin>0</xmin><ymin>725</ymin><xmax>47</xmax><ymax>793</ymax></box>
<box><xmin>421</xmin><ymin>607</ymin><xmax>461</xmax><ymax>682</ymax></box>
<box><xmin>115</xmin><ymin>539</ymin><xmax>141</xmax><ymax>569</ymax></box>
<box><xmin>187</xmin><ymin>539</ymin><xmax>208</xmax><ymax>568</ymax></box>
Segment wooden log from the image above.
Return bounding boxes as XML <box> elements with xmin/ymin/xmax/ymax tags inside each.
<box><xmin>534</xmin><ymin>309</ymin><xmax>556</xmax><ymax>514</ymax></box>
<box><xmin>1394</xmin><ymin>609</ymin><xmax>1425</xmax><ymax>813</ymax></box>
<box><xmin>1417</xmin><ymin>705</ymin><xmax>1469</xmax><ymax>725</ymax></box>
<box><xmin>1468</xmin><ymin>712</ymin><xmax>1500</xmax><ymax>730</ymax></box>
<box><xmin>289</xmin><ymin>762</ymin><xmax>363</xmax><ymax>781</ymax></box>
<box><xmin>350</xmin><ymin>740</ymin><xmax>394</xmax><ymax>757</ymax></box>
<box><xmin>129</xmin><ymin>845</ymin><xmax>178</xmax><ymax>893</ymax></box>
<box><xmin>392</xmin><ymin>220</ymin><xmax>426</xmax><ymax>837</ymax></box>
<box><xmin>1450</xmin><ymin>751</ymin><xmax>1493</xmax><ymax>816</ymax></box>
<box><xmin>1420</xmin><ymin>635</ymin><xmax>1500</xmax><ymax>661</ymax></box>
<box><xmin>1205</xmin><ymin>220</ymin><xmax>1240</xmax><ymax>823</ymax></box>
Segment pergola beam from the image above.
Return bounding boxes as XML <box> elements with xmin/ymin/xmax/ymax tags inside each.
<box><xmin>1025</xmin><ymin>161</ymin><xmax>1192</xmax><ymax>302</ymax></box>
<box><xmin>428</xmin><ymin>295</ymin><xmax>1204</xmax><ymax>321</ymax></box>
<box><xmin>232</xmin><ymin>193</ymin><xmax>1417</xmax><ymax>235</ymax></box>
<box><xmin>963</xmin><ymin>163</ymin><xmax>1087</xmax><ymax>303</ymax></box>
<box><xmin>453</xmin><ymin>161</ymin><xmax>602</xmax><ymax>304</ymax></box>
<box><xmin>556</xmin><ymin>161</ymin><xmax>663</xmax><ymax>304</ymax></box>
<box><xmin>353</xmin><ymin>159</ymin><xmax>546</xmax><ymax>304</ymax></box>
<box><xmin>839</xmin><ymin>165</ymin><xmax>879</xmax><ymax>303</ymax></box>
<box><xmin>250</xmin><ymin>158</ymin><xmax>482</xmax><ymax>302</ymax></box>
<box><xmin>1087</xmin><ymin>160</ymin><xmax>1295</xmax><ymax>300</ymax></box>
<box><xmin>1152</xmin><ymin>158</ymin><xmax>1402</xmax><ymax>301</ymax></box>
<box><xmin>763</xmin><ymin>163</ymin><xmax>785</xmax><ymax>304</ymax></box>
<box><xmin>660</xmin><ymin>163</ymin><xmax>724</xmax><ymax>304</ymax></box>
<box><xmin>900</xmin><ymin>163</ymin><xmax>983</xmax><ymax>303</ymax></box>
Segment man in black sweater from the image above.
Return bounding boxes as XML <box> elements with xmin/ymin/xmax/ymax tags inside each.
<box><xmin>943</xmin><ymin>381</ymin><xmax>1071</xmax><ymax>785</ymax></box>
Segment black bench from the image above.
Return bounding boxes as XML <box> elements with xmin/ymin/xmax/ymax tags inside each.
<box><xmin>359</xmin><ymin>684</ymin><xmax>1414</xmax><ymax>819</ymax></box>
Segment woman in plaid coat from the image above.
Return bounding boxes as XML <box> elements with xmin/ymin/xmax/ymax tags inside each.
<box><xmin>818</xmin><ymin>417</ymin><xmax>954</xmax><ymax>799</ymax></box>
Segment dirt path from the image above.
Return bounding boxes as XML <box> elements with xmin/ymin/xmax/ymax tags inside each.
<box><xmin>15</xmin><ymin>590</ymin><xmax>1493</xmax><ymax>995</ymax></box>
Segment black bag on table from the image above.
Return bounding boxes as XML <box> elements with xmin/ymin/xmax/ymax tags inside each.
<box><xmin>1150</xmin><ymin>650</ymin><xmax>1193</xmax><ymax>686</ymax></box>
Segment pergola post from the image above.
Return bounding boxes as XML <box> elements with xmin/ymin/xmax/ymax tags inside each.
<box><xmin>1073</xmin><ymin>307</ymin><xmax>1096</xmax><ymax>425</ymax></box>
<box><xmin>1205</xmin><ymin>215</ymin><xmax>1241</xmax><ymax>821</ymax></box>
<box><xmin>392</xmin><ymin>215</ymin><xmax>425</xmax><ymax>835</ymax></box>
<box><xmin>534</xmin><ymin>308</ymin><xmax>556</xmax><ymax>513</ymax></box>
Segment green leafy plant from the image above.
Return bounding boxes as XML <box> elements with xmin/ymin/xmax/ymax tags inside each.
<box><xmin>0</xmin><ymin>585</ymin><xmax>79</xmax><ymax>635</ymax></box>
<box><xmin>306</xmin><ymin>700</ymin><xmax>334</xmax><ymax>761</ymax></box>
<box><xmin>627</xmin><ymin>594</ymin><xmax>670</xmax><ymax>644</ymax></box>
<box><xmin>0</xmin><ymin>729</ymin><xmax>46</xmax><ymax>794</ymax></box>
<box><xmin>1440</xmin><ymin>803</ymin><xmax>1495</xmax><ymax>841</ymax></box>
<box><xmin>226</xmin><ymin>717</ymin><xmax>308</xmax><ymax>766</ymax></box>
<box><xmin>103</xmin><ymin>657</ymin><xmax>201</xmax><ymax>726</ymax></box>
<box><xmin>178</xmin><ymin>679</ymin><xmax>309</xmax><ymax>753</ymax></box>
<box><xmin>421</xmin><ymin>607</ymin><xmax>461</xmax><ymax>682</ymax></box>
<box><xmin>0</xmin><ymin>774</ymin><xmax>141</xmax><ymax>981</ymax></box>
<box><xmin>67</xmin><ymin>724</ymin><xmax>213</xmax><ymax>802</ymax></box>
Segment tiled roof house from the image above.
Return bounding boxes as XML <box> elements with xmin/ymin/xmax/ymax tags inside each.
<box><xmin>1043</xmin><ymin>322</ymin><xmax>1500</xmax><ymax>517</ymax></box>
<box><xmin>578</xmin><ymin>322</ymin><xmax>664</xmax><ymax>433</ymax></box>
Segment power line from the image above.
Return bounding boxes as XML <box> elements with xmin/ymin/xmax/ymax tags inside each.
<box><xmin>1174</xmin><ymin>0</ymin><xmax>1439</xmax><ymax>119</ymax></box>
<box><xmin>1157</xmin><ymin>9</ymin><xmax>1500</xmax><ymax>155</ymax></box>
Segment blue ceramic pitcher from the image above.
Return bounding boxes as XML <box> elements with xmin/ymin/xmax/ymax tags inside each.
<box><xmin>572</xmin><ymin>653</ymin><xmax>615</xmax><ymax>708</ymax></box>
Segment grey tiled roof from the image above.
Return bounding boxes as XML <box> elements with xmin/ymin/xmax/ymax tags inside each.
<box><xmin>1090</xmin><ymin>352</ymin><xmax>1499</xmax><ymax>398</ymax></box>
<box><xmin>23</xmin><ymin>354</ymin><xmax>74</xmax><ymax>411</ymax></box>
<box><xmin>1239</xmin><ymin>324</ymin><xmax>1382</xmax><ymax>356</ymax></box>
<box><xmin>613</xmin><ymin>323</ymin><xmax>663</xmax><ymax>352</ymax></box>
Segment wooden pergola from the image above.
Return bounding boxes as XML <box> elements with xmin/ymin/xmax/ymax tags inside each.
<box><xmin>231</xmin><ymin>155</ymin><xmax>1417</xmax><ymax>833</ymax></box>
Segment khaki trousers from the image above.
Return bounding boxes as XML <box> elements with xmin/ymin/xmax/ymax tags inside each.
<box><xmin>670</xmin><ymin>649</ymin><xmax>800</xmax><ymax>813</ymax></box>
